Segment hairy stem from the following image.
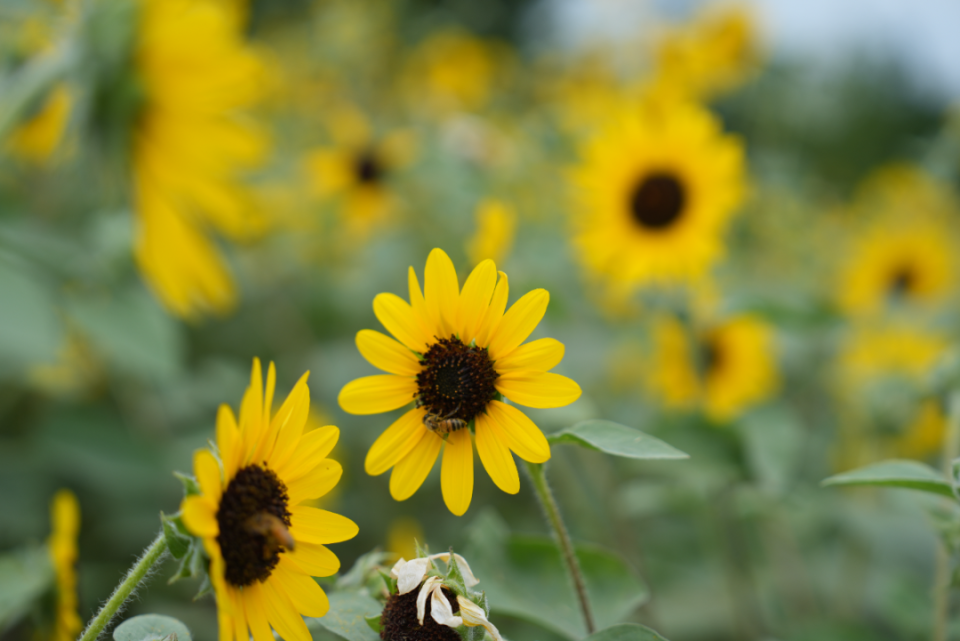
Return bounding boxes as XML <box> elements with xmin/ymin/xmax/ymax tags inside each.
<box><xmin>525</xmin><ymin>460</ymin><xmax>596</xmax><ymax>635</ymax></box>
<box><xmin>78</xmin><ymin>532</ymin><xmax>169</xmax><ymax>641</ymax></box>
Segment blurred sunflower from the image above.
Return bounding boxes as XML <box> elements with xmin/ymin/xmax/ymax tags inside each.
<box><xmin>838</xmin><ymin>324</ymin><xmax>948</xmax><ymax>389</ymax></box>
<box><xmin>572</xmin><ymin>101</ymin><xmax>746</xmax><ymax>293</ymax></box>
<box><xmin>48</xmin><ymin>489</ymin><xmax>81</xmax><ymax>641</ymax></box>
<box><xmin>8</xmin><ymin>85</ymin><xmax>72</xmax><ymax>164</ymax></box>
<box><xmin>304</xmin><ymin>106</ymin><xmax>414</xmax><ymax>238</ymax></box>
<box><xmin>338</xmin><ymin>248</ymin><xmax>581</xmax><ymax>516</ymax></box>
<box><xmin>646</xmin><ymin>314</ymin><xmax>778</xmax><ymax>422</ymax></box>
<box><xmin>466</xmin><ymin>199</ymin><xmax>516</xmax><ymax>266</ymax></box>
<box><xmin>133</xmin><ymin>0</ymin><xmax>268</xmax><ymax>319</ymax></box>
<box><xmin>896</xmin><ymin>400</ymin><xmax>945</xmax><ymax>461</ymax></box>
<box><xmin>181</xmin><ymin>359</ymin><xmax>357</xmax><ymax>641</ymax></box>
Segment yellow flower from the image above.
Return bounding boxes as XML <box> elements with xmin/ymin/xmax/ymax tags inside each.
<box><xmin>896</xmin><ymin>400</ymin><xmax>945</xmax><ymax>460</ymax></box>
<box><xmin>304</xmin><ymin>106</ymin><xmax>414</xmax><ymax>239</ymax></box>
<box><xmin>650</xmin><ymin>5</ymin><xmax>760</xmax><ymax>101</ymax></box>
<box><xmin>7</xmin><ymin>85</ymin><xmax>72</xmax><ymax>164</ymax></box>
<box><xmin>572</xmin><ymin>100</ymin><xmax>746</xmax><ymax>292</ymax></box>
<box><xmin>838</xmin><ymin>166</ymin><xmax>957</xmax><ymax>317</ymax></box>
<box><xmin>646</xmin><ymin>314</ymin><xmax>778</xmax><ymax>422</ymax></box>
<box><xmin>133</xmin><ymin>0</ymin><xmax>268</xmax><ymax>319</ymax></box>
<box><xmin>386</xmin><ymin>516</ymin><xmax>423</xmax><ymax>564</ymax></box>
<box><xmin>838</xmin><ymin>324</ymin><xmax>948</xmax><ymax>388</ymax></box>
<box><xmin>338</xmin><ymin>248</ymin><xmax>581</xmax><ymax>516</ymax></box>
<box><xmin>181</xmin><ymin>359</ymin><xmax>357</xmax><ymax>641</ymax></box>
<box><xmin>48</xmin><ymin>489</ymin><xmax>81</xmax><ymax>641</ymax></box>
<box><xmin>466</xmin><ymin>199</ymin><xmax>516</xmax><ymax>266</ymax></box>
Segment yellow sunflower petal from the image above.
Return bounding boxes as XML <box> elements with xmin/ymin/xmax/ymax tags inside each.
<box><xmin>495</xmin><ymin>371</ymin><xmax>582</xmax><ymax>408</ymax></box>
<box><xmin>218</xmin><ymin>584</ymin><xmax>246</xmax><ymax>641</ymax></box>
<box><xmin>338</xmin><ymin>375</ymin><xmax>417</xmax><ymax>415</ymax></box>
<box><xmin>238</xmin><ymin>358</ymin><xmax>265</xmax><ymax>460</ymax></box>
<box><xmin>241</xmin><ymin>585</ymin><xmax>274</xmax><ymax>641</ymax></box>
<box><xmin>290</xmin><ymin>506</ymin><xmax>359</xmax><ymax>544</ymax></box>
<box><xmin>458</xmin><ymin>259</ymin><xmax>498</xmax><ymax>341</ymax></box>
<box><xmin>487</xmin><ymin>289</ymin><xmax>550</xmax><ymax>361</ymax></box>
<box><xmin>216</xmin><ymin>593</ymin><xmax>234</xmax><ymax>641</ymax></box>
<box><xmin>260</xmin><ymin>580</ymin><xmax>311</xmax><ymax>641</ymax></box>
<box><xmin>263</xmin><ymin>372</ymin><xmax>310</xmax><ymax>469</ymax></box>
<box><xmin>279</xmin><ymin>425</ymin><xmax>340</xmax><ymax>481</ymax></box>
<box><xmin>389</xmin><ymin>430</ymin><xmax>443</xmax><ymax>500</ymax></box>
<box><xmin>475</xmin><ymin>413</ymin><xmax>520</xmax><ymax>494</ymax></box>
<box><xmin>374</xmin><ymin>292</ymin><xmax>432</xmax><ymax>353</ymax></box>
<box><xmin>193</xmin><ymin>449</ymin><xmax>222</xmax><ymax>501</ymax></box>
<box><xmin>475</xmin><ymin>271</ymin><xmax>509</xmax><ymax>347</ymax></box>
<box><xmin>408</xmin><ymin>266</ymin><xmax>432</xmax><ymax>331</ymax></box>
<box><xmin>357</xmin><ymin>329</ymin><xmax>422</xmax><ymax>376</ymax></box>
<box><xmin>285</xmin><ymin>541</ymin><xmax>341</xmax><ymax>577</ymax></box>
<box><xmin>365</xmin><ymin>407</ymin><xmax>428</xmax><ymax>476</ymax></box>
<box><xmin>487</xmin><ymin>400</ymin><xmax>551</xmax><ymax>463</ymax></box>
<box><xmin>441</xmin><ymin>428</ymin><xmax>474</xmax><ymax>516</ymax></box>
<box><xmin>286</xmin><ymin>459</ymin><xmax>342</xmax><ymax>505</ymax></box>
<box><xmin>182</xmin><ymin>495</ymin><xmax>218</xmax><ymax>537</ymax></box>
<box><xmin>216</xmin><ymin>404</ymin><xmax>241</xmax><ymax>478</ymax></box>
<box><xmin>263</xmin><ymin>361</ymin><xmax>276</xmax><ymax>429</ymax></box>
<box><xmin>424</xmin><ymin>248</ymin><xmax>459</xmax><ymax>337</ymax></box>
<box><xmin>273</xmin><ymin>558</ymin><xmax>331</xmax><ymax>618</ymax></box>
<box><xmin>495</xmin><ymin>337</ymin><xmax>565</xmax><ymax>373</ymax></box>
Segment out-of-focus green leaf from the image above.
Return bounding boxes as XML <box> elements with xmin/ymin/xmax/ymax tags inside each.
<box><xmin>161</xmin><ymin>513</ymin><xmax>191</xmax><ymax>560</ymax></box>
<box><xmin>113</xmin><ymin>614</ymin><xmax>192</xmax><ymax>641</ymax></box>
<box><xmin>0</xmin><ymin>545</ymin><xmax>53</xmax><ymax>633</ymax></box>
<box><xmin>464</xmin><ymin>510</ymin><xmax>647</xmax><ymax>640</ymax></box>
<box><xmin>0</xmin><ymin>259</ymin><xmax>64</xmax><ymax>370</ymax></box>
<box><xmin>739</xmin><ymin>405</ymin><xmax>804</xmax><ymax>495</ymax></box>
<box><xmin>584</xmin><ymin>623</ymin><xmax>670</xmax><ymax>641</ymax></box>
<box><xmin>547</xmin><ymin>420</ymin><xmax>688</xmax><ymax>460</ymax></box>
<box><xmin>67</xmin><ymin>288</ymin><xmax>183</xmax><ymax>381</ymax></box>
<box><xmin>822</xmin><ymin>460</ymin><xmax>954</xmax><ymax>498</ymax></box>
<box><xmin>306</xmin><ymin>592</ymin><xmax>382</xmax><ymax>641</ymax></box>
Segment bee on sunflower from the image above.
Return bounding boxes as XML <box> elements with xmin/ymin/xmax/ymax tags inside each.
<box><xmin>645</xmin><ymin>313</ymin><xmax>778</xmax><ymax>422</ymax></box>
<box><xmin>180</xmin><ymin>358</ymin><xmax>357</xmax><ymax>641</ymax></box>
<box><xmin>132</xmin><ymin>0</ymin><xmax>268</xmax><ymax>318</ymax></box>
<box><xmin>338</xmin><ymin>248</ymin><xmax>581</xmax><ymax>516</ymax></box>
<box><xmin>571</xmin><ymin>100</ymin><xmax>746</xmax><ymax>296</ymax></box>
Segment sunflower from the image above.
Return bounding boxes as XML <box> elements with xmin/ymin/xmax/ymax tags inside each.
<box><xmin>646</xmin><ymin>314</ymin><xmax>778</xmax><ymax>422</ymax></box>
<box><xmin>48</xmin><ymin>489</ymin><xmax>81</xmax><ymax>641</ymax></box>
<box><xmin>181</xmin><ymin>358</ymin><xmax>357</xmax><ymax>641</ymax></box>
<box><xmin>338</xmin><ymin>248</ymin><xmax>581</xmax><ymax>516</ymax></box>
<box><xmin>572</xmin><ymin>100</ymin><xmax>746</xmax><ymax>293</ymax></box>
<box><xmin>7</xmin><ymin>85</ymin><xmax>72</xmax><ymax>164</ymax></box>
<box><xmin>133</xmin><ymin>0</ymin><xmax>267</xmax><ymax>319</ymax></box>
<box><xmin>466</xmin><ymin>199</ymin><xmax>516</xmax><ymax>266</ymax></box>
<box><xmin>304</xmin><ymin>105</ymin><xmax>414</xmax><ymax>238</ymax></box>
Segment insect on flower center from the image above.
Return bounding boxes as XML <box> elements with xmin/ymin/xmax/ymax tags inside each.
<box><xmin>355</xmin><ymin>150</ymin><xmax>385</xmax><ymax>184</ymax></box>
<box><xmin>416</xmin><ymin>336</ymin><xmax>498</xmax><ymax>424</ymax></box>
<box><xmin>379</xmin><ymin>583</ymin><xmax>460</xmax><ymax>641</ymax></box>
<box><xmin>629</xmin><ymin>172</ymin><xmax>686</xmax><ymax>230</ymax></box>
<box><xmin>216</xmin><ymin>464</ymin><xmax>292</xmax><ymax>587</ymax></box>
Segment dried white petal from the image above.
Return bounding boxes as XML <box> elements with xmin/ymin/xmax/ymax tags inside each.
<box><xmin>457</xmin><ymin>596</ymin><xmax>504</xmax><ymax>641</ymax></box>
<box><xmin>395</xmin><ymin>557</ymin><xmax>431</xmax><ymax>595</ymax></box>
<box><xmin>430</xmin><ymin>587</ymin><xmax>464</xmax><ymax>628</ymax></box>
<box><xmin>416</xmin><ymin>576</ymin><xmax>442</xmax><ymax>625</ymax></box>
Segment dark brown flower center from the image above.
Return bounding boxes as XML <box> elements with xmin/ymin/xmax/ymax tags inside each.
<box><xmin>416</xmin><ymin>336</ymin><xmax>498</xmax><ymax>424</ymax></box>
<box><xmin>700</xmin><ymin>335</ymin><xmax>723</xmax><ymax>378</ymax></box>
<box><xmin>889</xmin><ymin>265</ymin><xmax>916</xmax><ymax>297</ymax></box>
<box><xmin>216</xmin><ymin>464</ymin><xmax>292</xmax><ymax>587</ymax></box>
<box><xmin>380</xmin><ymin>583</ymin><xmax>460</xmax><ymax>641</ymax></box>
<box><xmin>355</xmin><ymin>150</ymin><xmax>384</xmax><ymax>184</ymax></box>
<box><xmin>629</xmin><ymin>173</ymin><xmax>686</xmax><ymax>230</ymax></box>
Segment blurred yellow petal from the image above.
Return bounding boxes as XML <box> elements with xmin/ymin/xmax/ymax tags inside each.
<box><xmin>458</xmin><ymin>259</ymin><xmax>498</xmax><ymax>341</ymax></box>
<box><xmin>285</xmin><ymin>542</ymin><xmax>341</xmax><ymax>577</ymax></box>
<box><xmin>263</xmin><ymin>362</ymin><xmax>277</xmax><ymax>428</ymax></box>
<box><xmin>357</xmin><ymin>329</ymin><xmax>421</xmax><ymax>376</ymax></box>
<box><xmin>338</xmin><ymin>375</ymin><xmax>416</xmax><ymax>415</ymax></box>
<box><xmin>389</xmin><ymin>431</ymin><xmax>443</xmax><ymax>501</ymax></box>
<box><xmin>495</xmin><ymin>338</ymin><xmax>565</xmax><ymax>373</ymax></box>
<box><xmin>365</xmin><ymin>407</ymin><xmax>428</xmax><ymax>476</ymax></box>
<box><xmin>241</xmin><ymin>585</ymin><xmax>274</xmax><ymax>641</ymax></box>
<box><xmin>290</xmin><ymin>506</ymin><xmax>359</xmax><ymax>544</ymax></box>
<box><xmin>194</xmin><ymin>449</ymin><xmax>222</xmax><ymax>501</ymax></box>
<box><xmin>475</xmin><ymin>413</ymin><xmax>519</xmax><ymax>494</ymax></box>
<box><xmin>287</xmin><ymin>459</ymin><xmax>342</xmax><ymax>505</ymax></box>
<box><xmin>273</xmin><ymin>559</ymin><xmax>330</xmax><ymax>617</ymax></box>
<box><xmin>216</xmin><ymin>404</ymin><xmax>241</xmax><ymax>478</ymax></box>
<box><xmin>374</xmin><ymin>292</ymin><xmax>432</xmax><ymax>353</ymax></box>
<box><xmin>486</xmin><ymin>400</ymin><xmax>551</xmax><ymax>463</ymax></box>
<box><xmin>475</xmin><ymin>272</ymin><xmax>509</xmax><ymax>348</ymax></box>
<box><xmin>280</xmin><ymin>425</ymin><xmax>340</xmax><ymax>480</ymax></box>
<box><xmin>441</xmin><ymin>429</ymin><xmax>474</xmax><ymax>516</ymax></box>
<box><xmin>260</xmin><ymin>580</ymin><xmax>311</xmax><ymax>641</ymax></box>
<box><xmin>182</xmin><ymin>495</ymin><xmax>219</xmax><ymax>537</ymax></box>
<box><xmin>424</xmin><ymin>248</ymin><xmax>460</xmax><ymax>337</ymax></box>
<box><xmin>263</xmin><ymin>371</ymin><xmax>310</xmax><ymax>468</ymax></box>
<box><xmin>487</xmin><ymin>289</ymin><xmax>549</xmax><ymax>361</ymax></box>
<box><xmin>496</xmin><ymin>371</ymin><xmax>582</xmax><ymax>408</ymax></box>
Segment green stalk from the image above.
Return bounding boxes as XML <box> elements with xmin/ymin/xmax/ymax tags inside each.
<box><xmin>932</xmin><ymin>390</ymin><xmax>960</xmax><ymax>641</ymax></box>
<box><xmin>524</xmin><ymin>460</ymin><xmax>596</xmax><ymax>635</ymax></box>
<box><xmin>78</xmin><ymin>532</ymin><xmax>169</xmax><ymax>641</ymax></box>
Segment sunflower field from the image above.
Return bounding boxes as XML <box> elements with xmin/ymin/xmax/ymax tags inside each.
<box><xmin>2</xmin><ymin>1</ymin><xmax>960</xmax><ymax>641</ymax></box>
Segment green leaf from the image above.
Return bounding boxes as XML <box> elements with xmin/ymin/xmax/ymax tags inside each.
<box><xmin>0</xmin><ymin>545</ymin><xmax>53</xmax><ymax>633</ymax></box>
<box><xmin>822</xmin><ymin>459</ymin><xmax>955</xmax><ymax>498</ymax></box>
<box><xmin>113</xmin><ymin>614</ymin><xmax>192</xmax><ymax>641</ymax></box>
<box><xmin>547</xmin><ymin>420</ymin><xmax>688</xmax><ymax>460</ymax></box>
<box><xmin>364</xmin><ymin>614</ymin><xmax>382</xmax><ymax>634</ymax></box>
<box><xmin>306</xmin><ymin>592</ymin><xmax>382</xmax><ymax>641</ymax></box>
<box><xmin>464</xmin><ymin>510</ymin><xmax>647</xmax><ymax>640</ymax></box>
<box><xmin>0</xmin><ymin>259</ymin><xmax>64</xmax><ymax>372</ymax></box>
<box><xmin>173</xmin><ymin>472</ymin><xmax>201</xmax><ymax>497</ymax></box>
<box><xmin>584</xmin><ymin>623</ymin><xmax>670</xmax><ymax>641</ymax></box>
<box><xmin>161</xmin><ymin>513</ymin><xmax>191</xmax><ymax>560</ymax></box>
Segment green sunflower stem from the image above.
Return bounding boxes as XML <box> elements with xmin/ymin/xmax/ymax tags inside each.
<box><xmin>524</xmin><ymin>460</ymin><xmax>596</xmax><ymax>635</ymax></box>
<box><xmin>78</xmin><ymin>531</ymin><xmax>169</xmax><ymax>641</ymax></box>
<box><xmin>932</xmin><ymin>391</ymin><xmax>960</xmax><ymax>641</ymax></box>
